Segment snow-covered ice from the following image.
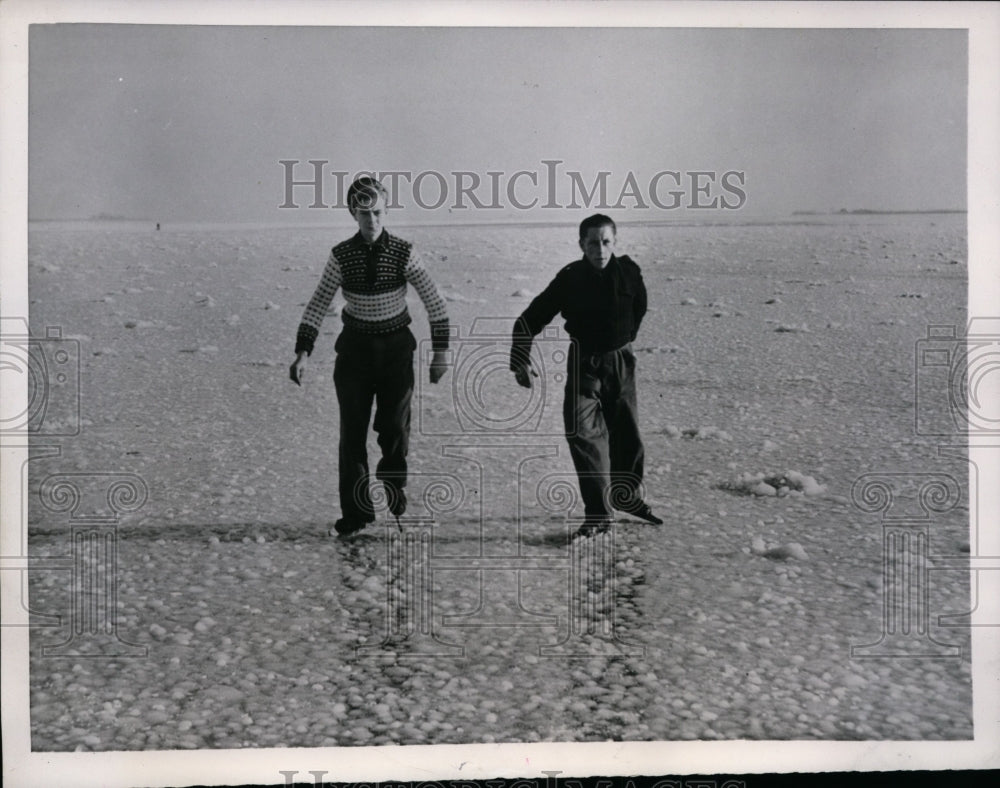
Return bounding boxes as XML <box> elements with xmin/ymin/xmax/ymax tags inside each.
<box><xmin>22</xmin><ymin>214</ymin><xmax>972</xmax><ymax>750</ymax></box>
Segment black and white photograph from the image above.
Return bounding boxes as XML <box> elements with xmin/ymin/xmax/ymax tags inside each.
<box><xmin>2</xmin><ymin>1</ymin><xmax>999</xmax><ymax>786</ymax></box>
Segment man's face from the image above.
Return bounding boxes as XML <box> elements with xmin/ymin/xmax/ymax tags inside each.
<box><xmin>352</xmin><ymin>193</ymin><xmax>386</xmax><ymax>243</ymax></box>
<box><xmin>579</xmin><ymin>224</ymin><xmax>616</xmax><ymax>269</ymax></box>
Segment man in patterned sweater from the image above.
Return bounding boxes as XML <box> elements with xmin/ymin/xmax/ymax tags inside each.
<box><xmin>290</xmin><ymin>176</ymin><xmax>450</xmax><ymax>536</ymax></box>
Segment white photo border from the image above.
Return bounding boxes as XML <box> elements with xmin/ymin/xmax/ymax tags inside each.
<box><xmin>2</xmin><ymin>1</ymin><xmax>998</xmax><ymax>785</ymax></box>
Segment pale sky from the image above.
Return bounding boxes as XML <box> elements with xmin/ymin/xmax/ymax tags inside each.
<box><xmin>28</xmin><ymin>25</ymin><xmax>967</xmax><ymax>223</ymax></box>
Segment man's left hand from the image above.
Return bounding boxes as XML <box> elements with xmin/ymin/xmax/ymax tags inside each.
<box><xmin>429</xmin><ymin>351</ymin><xmax>449</xmax><ymax>384</ymax></box>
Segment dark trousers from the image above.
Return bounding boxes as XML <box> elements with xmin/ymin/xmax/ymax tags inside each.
<box><xmin>563</xmin><ymin>343</ymin><xmax>645</xmax><ymax>519</ymax></box>
<box><xmin>332</xmin><ymin>327</ymin><xmax>415</xmax><ymax>522</ymax></box>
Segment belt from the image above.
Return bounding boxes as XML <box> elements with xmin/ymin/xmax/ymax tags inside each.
<box><xmin>575</xmin><ymin>341</ymin><xmax>631</xmax><ymax>357</ymax></box>
<box><xmin>340</xmin><ymin>322</ymin><xmax>411</xmax><ymax>338</ymax></box>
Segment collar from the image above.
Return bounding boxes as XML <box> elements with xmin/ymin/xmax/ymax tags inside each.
<box><xmin>353</xmin><ymin>229</ymin><xmax>389</xmax><ymax>249</ymax></box>
<box><xmin>581</xmin><ymin>254</ymin><xmax>618</xmax><ymax>276</ymax></box>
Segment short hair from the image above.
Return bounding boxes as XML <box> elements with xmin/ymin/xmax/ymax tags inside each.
<box><xmin>579</xmin><ymin>213</ymin><xmax>617</xmax><ymax>240</ymax></box>
<box><xmin>347</xmin><ymin>176</ymin><xmax>388</xmax><ymax>213</ymax></box>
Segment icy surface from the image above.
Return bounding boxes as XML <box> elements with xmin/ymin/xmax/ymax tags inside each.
<box><xmin>25</xmin><ymin>214</ymin><xmax>972</xmax><ymax>750</ymax></box>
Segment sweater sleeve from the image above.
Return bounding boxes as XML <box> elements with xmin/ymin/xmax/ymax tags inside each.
<box><xmin>295</xmin><ymin>249</ymin><xmax>342</xmax><ymax>356</ymax></box>
<box><xmin>404</xmin><ymin>247</ymin><xmax>450</xmax><ymax>352</ymax></box>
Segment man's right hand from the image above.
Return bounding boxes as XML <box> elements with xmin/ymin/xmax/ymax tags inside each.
<box><xmin>512</xmin><ymin>362</ymin><xmax>538</xmax><ymax>389</ymax></box>
<box><xmin>289</xmin><ymin>354</ymin><xmax>307</xmax><ymax>386</ymax></box>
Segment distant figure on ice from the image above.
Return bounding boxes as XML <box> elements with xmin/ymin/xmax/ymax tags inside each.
<box><xmin>155</xmin><ymin>222</ymin><xmax>160</xmax><ymax>231</ymax></box>
<box><xmin>510</xmin><ymin>214</ymin><xmax>662</xmax><ymax>538</ymax></box>
<box><xmin>289</xmin><ymin>176</ymin><xmax>450</xmax><ymax>536</ymax></box>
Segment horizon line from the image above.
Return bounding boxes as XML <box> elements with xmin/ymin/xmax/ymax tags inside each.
<box><xmin>29</xmin><ymin>208</ymin><xmax>968</xmax><ymax>228</ymax></box>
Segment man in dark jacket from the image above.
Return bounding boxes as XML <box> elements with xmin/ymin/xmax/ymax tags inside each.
<box><xmin>510</xmin><ymin>214</ymin><xmax>662</xmax><ymax>537</ymax></box>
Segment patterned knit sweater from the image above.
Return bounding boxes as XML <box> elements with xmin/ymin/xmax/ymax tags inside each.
<box><xmin>295</xmin><ymin>230</ymin><xmax>449</xmax><ymax>356</ymax></box>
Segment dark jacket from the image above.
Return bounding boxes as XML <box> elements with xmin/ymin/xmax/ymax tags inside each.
<box><xmin>510</xmin><ymin>254</ymin><xmax>648</xmax><ymax>367</ymax></box>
